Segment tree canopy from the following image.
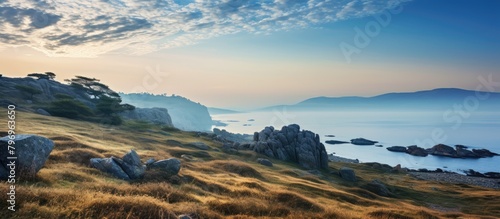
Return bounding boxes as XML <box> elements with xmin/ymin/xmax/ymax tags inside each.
<box><xmin>27</xmin><ymin>72</ymin><xmax>56</xmax><ymax>80</ymax></box>
<box><xmin>65</xmin><ymin>76</ymin><xmax>119</xmax><ymax>99</ymax></box>
<box><xmin>57</xmin><ymin>75</ymin><xmax>136</xmax><ymax>125</ymax></box>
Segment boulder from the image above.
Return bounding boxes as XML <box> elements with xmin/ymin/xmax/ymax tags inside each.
<box><xmin>339</xmin><ymin>167</ymin><xmax>356</xmax><ymax>182</ymax></box>
<box><xmin>252</xmin><ymin>124</ymin><xmax>328</xmax><ymax>170</ymax></box>
<box><xmin>257</xmin><ymin>158</ymin><xmax>273</xmax><ymax>167</ymax></box>
<box><xmin>120</xmin><ymin>150</ymin><xmax>145</xmax><ymax>179</ymax></box>
<box><xmin>350</xmin><ymin>138</ymin><xmax>378</xmax><ymax>145</ymax></box>
<box><xmin>386</xmin><ymin>146</ymin><xmax>407</xmax><ymax>153</ymax></box>
<box><xmin>428</xmin><ymin>144</ymin><xmax>457</xmax><ymax>157</ymax></box>
<box><xmin>90</xmin><ymin>157</ymin><xmax>130</xmax><ymax>180</ymax></box>
<box><xmin>149</xmin><ymin>158</ymin><xmax>181</xmax><ymax>176</ymax></box>
<box><xmin>366</xmin><ymin>180</ymin><xmax>390</xmax><ymax>197</ymax></box>
<box><xmin>407</xmin><ymin>145</ymin><xmax>428</xmax><ymax>157</ymax></box>
<box><xmin>0</xmin><ymin>134</ymin><xmax>54</xmax><ymax>179</ymax></box>
<box><xmin>188</xmin><ymin>142</ymin><xmax>209</xmax><ymax>150</ymax></box>
<box><xmin>36</xmin><ymin>108</ymin><xmax>51</xmax><ymax>116</ymax></box>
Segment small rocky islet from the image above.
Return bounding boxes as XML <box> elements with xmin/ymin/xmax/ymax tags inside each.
<box><xmin>386</xmin><ymin>144</ymin><xmax>498</xmax><ymax>159</ymax></box>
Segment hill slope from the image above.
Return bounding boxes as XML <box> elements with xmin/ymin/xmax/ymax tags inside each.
<box><xmin>1</xmin><ymin>111</ymin><xmax>499</xmax><ymax>218</ymax></box>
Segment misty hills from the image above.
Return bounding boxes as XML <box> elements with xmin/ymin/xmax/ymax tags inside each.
<box><xmin>119</xmin><ymin>93</ymin><xmax>213</xmax><ymax>132</ymax></box>
<box><xmin>262</xmin><ymin>88</ymin><xmax>500</xmax><ymax>111</ymax></box>
<box><xmin>208</xmin><ymin>107</ymin><xmax>241</xmax><ymax>115</ymax></box>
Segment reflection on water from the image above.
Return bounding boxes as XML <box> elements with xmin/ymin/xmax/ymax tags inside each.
<box><xmin>212</xmin><ymin>110</ymin><xmax>500</xmax><ymax>173</ymax></box>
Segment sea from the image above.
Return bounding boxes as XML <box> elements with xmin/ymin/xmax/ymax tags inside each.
<box><xmin>212</xmin><ymin>109</ymin><xmax>500</xmax><ymax>173</ymax></box>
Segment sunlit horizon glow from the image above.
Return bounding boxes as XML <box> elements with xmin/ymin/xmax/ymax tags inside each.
<box><xmin>1</xmin><ymin>0</ymin><xmax>499</xmax><ymax>110</ymax></box>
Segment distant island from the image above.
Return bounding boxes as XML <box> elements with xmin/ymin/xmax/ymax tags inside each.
<box><xmin>259</xmin><ymin>88</ymin><xmax>500</xmax><ymax>111</ymax></box>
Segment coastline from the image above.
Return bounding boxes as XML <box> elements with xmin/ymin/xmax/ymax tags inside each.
<box><xmin>410</xmin><ymin>172</ymin><xmax>500</xmax><ymax>189</ymax></box>
<box><xmin>209</xmin><ymin>125</ymin><xmax>500</xmax><ymax>190</ymax></box>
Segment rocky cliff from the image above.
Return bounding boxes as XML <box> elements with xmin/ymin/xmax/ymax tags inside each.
<box><xmin>252</xmin><ymin>124</ymin><xmax>329</xmax><ymax>170</ymax></box>
<box><xmin>120</xmin><ymin>107</ymin><xmax>173</xmax><ymax>126</ymax></box>
<box><xmin>120</xmin><ymin>93</ymin><xmax>213</xmax><ymax>132</ymax></box>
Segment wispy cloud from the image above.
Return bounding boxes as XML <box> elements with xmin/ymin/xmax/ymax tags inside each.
<box><xmin>0</xmin><ymin>0</ymin><xmax>409</xmax><ymax>57</ymax></box>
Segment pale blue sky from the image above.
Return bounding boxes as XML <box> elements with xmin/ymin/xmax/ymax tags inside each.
<box><xmin>0</xmin><ymin>0</ymin><xmax>499</xmax><ymax>109</ymax></box>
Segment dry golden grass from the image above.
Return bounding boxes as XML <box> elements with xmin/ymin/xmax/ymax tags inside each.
<box><xmin>0</xmin><ymin>110</ymin><xmax>499</xmax><ymax>218</ymax></box>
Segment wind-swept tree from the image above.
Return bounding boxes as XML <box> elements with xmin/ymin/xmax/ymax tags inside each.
<box><xmin>65</xmin><ymin>76</ymin><xmax>119</xmax><ymax>99</ymax></box>
<box><xmin>45</xmin><ymin>72</ymin><xmax>56</xmax><ymax>80</ymax></box>
<box><xmin>27</xmin><ymin>72</ymin><xmax>56</xmax><ymax>80</ymax></box>
<box><xmin>63</xmin><ymin>75</ymin><xmax>135</xmax><ymax>125</ymax></box>
<box><xmin>28</xmin><ymin>73</ymin><xmax>49</xmax><ymax>80</ymax></box>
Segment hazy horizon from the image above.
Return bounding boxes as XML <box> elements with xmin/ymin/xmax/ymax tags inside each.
<box><xmin>1</xmin><ymin>0</ymin><xmax>499</xmax><ymax>109</ymax></box>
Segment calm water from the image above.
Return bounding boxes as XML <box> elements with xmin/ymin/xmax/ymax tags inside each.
<box><xmin>212</xmin><ymin>110</ymin><xmax>500</xmax><ymax>173</ymax></box>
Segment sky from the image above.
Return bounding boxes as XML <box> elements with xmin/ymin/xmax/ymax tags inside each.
<box><xmin>0</xmin><ymin>0</ymin><xmax>499</xmax><ymax>109</ymax></box>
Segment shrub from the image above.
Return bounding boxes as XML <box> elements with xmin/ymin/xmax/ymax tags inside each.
<box><xmin>15</xmin><ymin>84</ymin><xmax>42</xmax><ymax>99</ymax></box>
<box><xmin>54</xmin><ymin>93</ymin><xmax>74</xmax><ymax>99</ymax></box>
<box><xmin>47</xmin><ymin>99</ymin><xmax>93</xmax><ymax>119</ymax></box>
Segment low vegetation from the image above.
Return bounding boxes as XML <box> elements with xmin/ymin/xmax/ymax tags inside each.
<box><xmin>1</xmin><ymin>111</ymin><xmax>499</xmax><ymax>218</ymax></box>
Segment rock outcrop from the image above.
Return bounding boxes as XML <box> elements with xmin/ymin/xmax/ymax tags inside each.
<box><xmin>0</xmin><ymin>77</ymin><xmax>94</xmax><ymax>107</ymax></box>
<box><xmin>0</xmin><ymin>134</ymin><xmax>54</xmax><ymax>179</ymax></box>
<box><xmin>350</xmin><ymin>138</ymin><xmax>378</xmax><ymax>145</ymax></box>
<box><xmin>339</xmin><ymin>167</ymin><xmax>356</xmax><ymax>182</ymax></box>
<box><xmin>90</xmin><ymin>150</ymin><xmax>146</xmax><ymax>180</ymax></box>
<box><xmin>251</xmin><ymin>124</ymin><xmax>328</xmax><ymax>170</ymax></box>
<box><xmin>120</xmin><ymin>107</ymin><xmax>173</xmax><ymax>126</ymax></box>
<box><xmin>428</xmin><ymin>144</ymin><xmax>457</xmax><ymax>157</ymax></box>
<box><xmin>325</xmin><ymin>140</ymin><xmax>349</xmax><ymax>145</ymax></box>
<box><xmin>119</xmin><ymin>150</ymin><xmax>146</xmax><ymax>179</ymax></box>
<box><xmin>90</xmin><ymin>150</ymin><xmax>182</xmax><ymax>181</ymax></box>
<box><xmin>366</xmin><ymin>179</ymin><xmax>391</xmax><ymax>197</ymax></box>
<box><xmin>328</xmin><ymin>154</ymin><xmax>359</xmax><ymax>163</ymax></box>
<box><xmin>120</xmin><ymin>93</ymin><xmax>213</xmax><ymax>132</ymax></box>
<box><xmin>386</xmin><ymin>146</ymin><xmax>407</xmax><ymax>153</ymax></box>
<box><xmin>406</xmin><ymin>145</ymin><xmax>428</xmax><ymax>157</ymax></box>
<box><xmin>148</xmin><ymin>158</ymin><xmax>181</xmax><ymax>176</ymax></box>
<box><xmin>90</xmin><ymin>157</ymin><xmax>131</xmax><ymax>180</ymax></box>
<box><xmin>471</xmin><ymin>149</ymin><xmax>498</xmax><ymax>158</ymax></box>
<box><xmin>212</xmin><ymin>128</ymin><xmax>253</xmax><ymax>143</ymax></box>
<box><xmin>455</xmin><ymin>145</ymin><xmax>479</xmax><ymax>158</ymax></box>
<box><xmin>386</xmin><ymin>144</ymin><xmax>497</xmax><ymax>159</ymax></box>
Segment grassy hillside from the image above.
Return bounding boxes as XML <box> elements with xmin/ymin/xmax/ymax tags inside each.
<box><xmin>1</xmin><ymin>110</ymin><xmax>499</xmax><ymax>219</ymax></box>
